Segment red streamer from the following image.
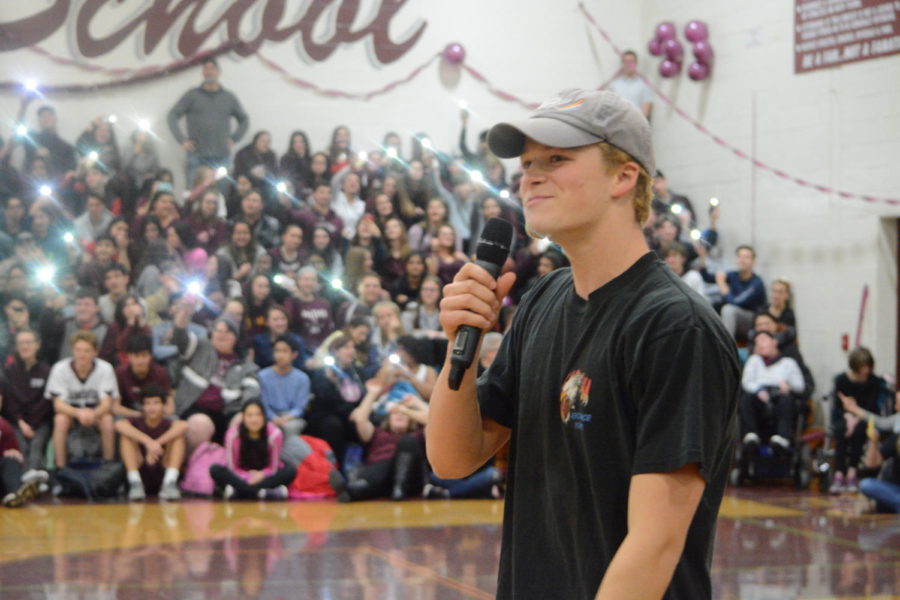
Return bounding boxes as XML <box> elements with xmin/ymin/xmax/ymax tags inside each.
<box><xmin>254</xmin><ymin>51</ymin><xmax>442</xmax><ymax>101</ymax></box>
<box><xmin>3</xmin><ymin>41</ymin><xmax>243</xmax><ymax>94</ymax></box>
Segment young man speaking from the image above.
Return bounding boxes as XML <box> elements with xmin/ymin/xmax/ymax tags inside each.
<box><xmin>427</xmin><ymin>90</ymin><xmax>739</xmax><ymax>599</ymax></box>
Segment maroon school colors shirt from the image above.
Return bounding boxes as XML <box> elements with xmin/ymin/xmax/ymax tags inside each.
<box><xmin>366</xmin><ymin>428</ymin><xmax>424</xmax><ymax>464</ymax></box>
<box><xmin>127</xmin><ymin>416</ymin><xmax>172</xmax><ymax>440</ymax></box>
<box><xmin>115</xmin><ymin>363</ymin><xmax>172</xmax><ymax>412</ymax></box>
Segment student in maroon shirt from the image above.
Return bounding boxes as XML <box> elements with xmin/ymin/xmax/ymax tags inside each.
<box><xmin>114</xmin><ymin>334</ymin><xmax>172</xmax><ymax>418</ymax></box>
<box><xmin>340</xmin><ymin>378</ymin><xmax>428</xmax><ymax>501</ymax></box>
<box><xmin>115</xmin><ymin>384</ymin><xmax>186</xmax><ymax>501</ymax></box>
<box><xmin>0</xmin><ymin>330</ymin><xmax>52</xmax><ymax>476</ymax></box>
<box><xmin>291</xmin><ymin>183</ymin><xmax>343</xmax><ymax>251</ymax></box>
<box><xmin>285</xmin><ymin>267</ymin><xmax>335</xmax><ymax>350</ymax></box>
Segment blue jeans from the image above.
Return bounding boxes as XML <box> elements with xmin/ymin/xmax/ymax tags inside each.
<box><xmin>859</xmin><ymin>477</ymin><xmax>900</xmax><ymax>513</ymax></box>
<box><xmin>431</xmin><ymin>466</ymin><xmax>500</xmax><ymax>498</ymax></box>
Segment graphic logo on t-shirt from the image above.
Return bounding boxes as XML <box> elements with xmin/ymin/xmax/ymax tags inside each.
<box><xmin>560</xmin><ymin>370</ymin><xmax>592</xmax><ymax>429</ymax></box>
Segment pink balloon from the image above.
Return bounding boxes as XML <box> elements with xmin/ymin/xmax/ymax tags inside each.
<box><xmin>648</xmin><ymin>38</ymin><xmax>663</xmax><ymax>57</ymax></box>
<box><xmin>443</xmin><ymin>43</ymin><xmax>466</xmax><ymax>65</ymax></box>
<box><xmin>655</xmin><ymin>21</ymin><xmax>677</xmax><ymax>41</ymax></box>
<box><xmin>684</xmin><ymin>20</ymin><xmax>709</xmax><ymax>43</ymax></box>
<box><xmin>658</xmin><ymin>59</ymin><xmax>681</xmax><ymax>78</ymax></box>
<box><xmin>663</xmin><ymin>39</ymin><xmax>684</xmax><ymax>62</ymax></box>
<box><xmin>693</xmin><ymin>40</ymin><xmax>714</xmax><ymax>64</ymax></box>
<box><xmin>687</xmin><ymin>62</ymin><xmax>710</xmax><ymax>81</ymax></box>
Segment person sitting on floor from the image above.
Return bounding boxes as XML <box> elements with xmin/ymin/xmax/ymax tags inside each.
<box><xmin>341</xmin><ymin>378</ymin><xmax>429</xmax><ymax>501</ymax></box>
<box><xmin>115</xmin><ymin>384</ymin><xmax>187</xmax><ymax>501</ymax></box>
<box><xmin>840</xmin><ymin>391</ymin><xmax>900</xmax><ymax>513</ymax></box>
<box><xmin>210</xmin><ymin>400</ymin><xmax>297</xmax><ymax>500</ymax></box>
<box><xmin>0</xmin><ymin>415</ymin><xmax>48</xmax><ymax>508</ymax></box>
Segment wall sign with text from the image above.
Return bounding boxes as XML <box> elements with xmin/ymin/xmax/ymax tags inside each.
<box><xmin>0</xmin><ymin>0</ymin><xmax>426</xmax><ymax>64</ymax></box>
<box><xmin>795</xmin><ymin>0</ymin><xmax>900</xmax><ymax>72</ymax></box>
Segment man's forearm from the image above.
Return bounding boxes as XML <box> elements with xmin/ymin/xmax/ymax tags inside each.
<box><xmin>426</xmin><ymin>352</ymin><xmax>491</xmax><ymax>479</ymax></box>
<box><xmin>155</xmin><ymin>421</ymin><xmax>187</xmax><ymax>446</ymax></box>
<box><xmin>595</xmin><ymin>531</ymin><xmax>684</xmax><ymax>600</ymax></box>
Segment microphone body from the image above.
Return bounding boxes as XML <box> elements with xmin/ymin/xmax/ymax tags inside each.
<box><xmin>447</xmin><ymin>218</ymin><xmax>513</xmax><ymax>390</ymax></box>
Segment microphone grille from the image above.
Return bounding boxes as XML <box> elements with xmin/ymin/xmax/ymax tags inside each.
<box><xmin>475</xmin><ymin>218</ymin><xmax>514</xmax><ymax>267</ymax></box>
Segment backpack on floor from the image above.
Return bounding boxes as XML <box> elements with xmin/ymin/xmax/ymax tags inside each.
<box><xmin>288</xmin><ymin>435</ymin><xmax>341</xmax><ymax>500</ymax></box>
<box><xmin>55</xmin><ymin>460</ymin><xmax>125</xmax><ymax>500</ymax></box>
<box><xmin>181</xmin><ymin>441</ymin><xmax>227</xmax><ymax>496</ymax></box>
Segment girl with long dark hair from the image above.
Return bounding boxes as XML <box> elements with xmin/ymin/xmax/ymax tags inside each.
<box><xmin>216</xmin><ymin>219</ymin><xmax>265</xmax><ymax>290</ymax></box>
<box><xmin>279</xmin><ymin>130</ymin><xmax>313</xmax><ymax>192</ymax></box>
<box><xmin>209</xmin><ymin>400</ymin><xmax>296</xmax><ymax>499</ymax></box>
<box><xmin>101</xmin><ymin>293</ymin><xmax>151</xmax><ymax>367</ymax></box>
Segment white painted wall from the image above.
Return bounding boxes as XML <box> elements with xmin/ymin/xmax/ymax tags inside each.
<box><xmin>641</xmin><ymin>0</ymin><xmax>900</xmax><ymax>391</ymax></box>
<box><xmin>1</xmin><ymin>0</ymin><xmax>896</xmax><ymax>388</ymax></box>
<box><xmin>0</xmin><ymin>0</ymin><xmax>639</xmax><ymax>178</ymax></box>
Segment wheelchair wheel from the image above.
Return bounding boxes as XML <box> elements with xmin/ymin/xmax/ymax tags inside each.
<box><xmin>794</xmin><ymin>444</ymin><xmax>813</xmax><ymax>489</ymax></box>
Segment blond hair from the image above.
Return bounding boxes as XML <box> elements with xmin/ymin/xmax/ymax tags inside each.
<box><xmin>597</xmin><ymin>142</ymin><xmax>653</xmax><ymax>225</ymax></box>
<box><xmin>71</xmin><ymin>330</ymin><xmax>99</xmax><ymax>350</ymax></box>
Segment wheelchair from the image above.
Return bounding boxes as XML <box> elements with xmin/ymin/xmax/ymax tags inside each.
<box><xmin>729</xmin><ymin>389</ymin><xmax>814</xmax><ymax>489</ymax></box>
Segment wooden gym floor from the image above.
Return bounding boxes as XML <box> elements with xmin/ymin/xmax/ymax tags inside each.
<box><xmin>1</xmin><ymin>488</ymin><xmax>898</xmax><ymax>599</ymax></box>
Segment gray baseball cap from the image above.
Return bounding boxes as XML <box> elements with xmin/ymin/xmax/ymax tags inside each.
<box><xmin>487</xmin><ymin>89</ymin><xmax>655</xmax><ymax>174</ymax></box>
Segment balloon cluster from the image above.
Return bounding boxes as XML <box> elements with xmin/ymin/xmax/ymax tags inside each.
<box><xmin>647</xmin><ymin>20</ymin><xmax>713</xmax><ymax>81</ymax></box>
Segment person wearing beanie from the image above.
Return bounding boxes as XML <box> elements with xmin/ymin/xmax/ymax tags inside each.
<box><xmin>170</xmin><ymin>296</ymin><xmax>259</xmax><ymax>445</ymax></box>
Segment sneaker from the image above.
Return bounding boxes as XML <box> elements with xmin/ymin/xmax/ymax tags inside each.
<box><xmin>769</xmin><ymin>435</ymin><xmax>790</xmax><ymax>452</ymax></box>
<box><xmin>159</xmin><ymin>480</ymin><xmax>182</xmax><ymax>501</ymax></box>
<box><xmin>422</xmin><ymin>483</ymin><xmax>451</xmax><ymax>499</ymax></box>
<box><xmin>263</xmin><ymin>485</ymin><xmax>288</xmax><ymax>500</ymax></box>
<box><xmin>21</xmin><ymin>469</ymin><xmax>49</xmax><ymax>485</ymax></box>
<box><xmin>829</xmin><ymin>473</ymin><xmax>845</xmax><ymax>495</ymax></box>
<box><xmin>223</xmin><ymin>484</ymin><xmax>235</xmax><ymax>500</ymax></box>
<box><xmin>128</xmin><ymin>481</ymin><xmax>146</xmax><ymax>501</ymax></box>
<box><xmin>844</xmin><ymin>475</ymin><xmax>858</xmax><ymax>493</ymax></box>
<box><xmin>742</xmin><ymin>432</ymin><xmax>760</xmax><ymax>455</ymax></box>
<box><xmin>3</xmin><ymin>478</ymin><xmax>44</xmax><ymax>507</ymax></box>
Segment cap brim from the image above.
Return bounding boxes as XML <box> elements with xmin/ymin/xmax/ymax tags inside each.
<box><xmin>488</xmin><ymin>118</ymin><xmax>604</xmax><ymax>158</ymax></box>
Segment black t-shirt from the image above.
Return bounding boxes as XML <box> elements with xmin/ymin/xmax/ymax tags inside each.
<box><xmin>831</xmin><ymin>373</ymin><xmax>885</xmax><ymax>428</ymax></box>
<box><xmin>478</xmin><ymin>253</ymin><xmax>740</xmax><ymax>600</ymax></box>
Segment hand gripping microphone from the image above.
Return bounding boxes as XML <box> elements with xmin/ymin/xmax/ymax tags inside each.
<box><xmin>447</xmin><ymin>217</ymin><xmax>514</xmax><ymax>390</ymax></box>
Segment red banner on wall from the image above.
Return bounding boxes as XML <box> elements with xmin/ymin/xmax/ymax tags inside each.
<box><xmin>795</xmin><ymin>0</ymin><xmax>900</xmax><ymax>72</ymax></box>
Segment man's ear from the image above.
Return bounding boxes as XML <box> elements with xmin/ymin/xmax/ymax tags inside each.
<box><xmin>611</xmin><ymin>162</ymin><xmax>640</xmax><ymax>200</ymax></box>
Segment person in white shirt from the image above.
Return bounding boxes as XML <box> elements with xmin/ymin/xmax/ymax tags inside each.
<box><xmin>46</xmin><ymin>330</ymin><xmax>119</xmax><ymax>468</ymax></box>
<box><xmin>739</xmin><ymin>331</ymin><xmax>805</xmax><ymax>453</ymax></box>
<box><xmin>607</xmin><ymin>50</ymin><xmax>654</xmax><ymax>120</ymax></box>
<box><xmin>331</xmin><ymin>168</ymin><xmax>366</xmax><ymax>241</ymax></box>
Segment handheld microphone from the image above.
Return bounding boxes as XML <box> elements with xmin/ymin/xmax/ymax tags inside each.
<box><xmin>447</xmin><ymin>217</ymin><xmax>514</xmax><ymax>390</ymax></box>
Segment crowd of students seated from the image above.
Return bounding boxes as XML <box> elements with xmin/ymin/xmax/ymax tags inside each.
<box><xmin>0</xmin><ymin>72</ymin><xmax>896</xmax><ymax>513</ymax></box>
